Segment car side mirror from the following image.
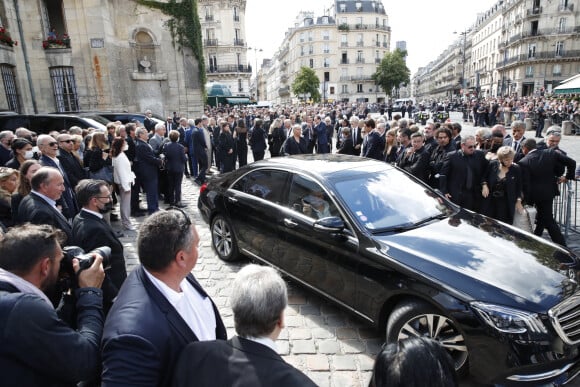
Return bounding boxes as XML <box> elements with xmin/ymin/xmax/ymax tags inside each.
<box><xmin>313</xmin><ymin>216</ymin><xmax>345</xmax><ymax>232</ymax></box>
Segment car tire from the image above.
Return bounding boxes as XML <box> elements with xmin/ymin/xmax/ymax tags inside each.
<box><xmin>211</xmin><ymin>215</ymin><xmax>240</xmax><ymax>262</ymax></box>
<box><xmin>386</xmin><ymin>300</ymin><xmax>469</xmax><ymax>376</ymax></box>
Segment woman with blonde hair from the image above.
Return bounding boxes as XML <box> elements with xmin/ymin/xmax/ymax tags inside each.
<box><xmin>268</xmin><ymin>118</ymin><xmax>285</xmax><ymax>157</ymax></box>
<box><xmin>85</xmin><ymin>131</ymin><xmax>113</xmax><ymax>183</ymax></box>
<box><xmin>0</xmin><ymin>167</ymin><xmax>19</xmax><ymax>227</ymax></box>
<box><xmin>481</xmin><ymin>146</ymin><xmax>523</xmax><ymax>224</ymax></box>
<box><xmin>383</xmin><ymin>128</ymin><xmax>398</xmax><ymax>164</ymax></box>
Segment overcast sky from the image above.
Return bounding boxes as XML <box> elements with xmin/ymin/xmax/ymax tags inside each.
<box><xmin>245</xmin><ymin>0</ymin><xmax>499</xmax><ymax>75</ymax></box>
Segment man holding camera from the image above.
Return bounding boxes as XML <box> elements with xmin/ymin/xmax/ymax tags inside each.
<box><xmin>72</xmin><ymin>179</ymin><xmax>127</xmax><ymax>314</ymax></box>
<box><xmin>0</xmin><ymin>224</ymin><xmax>105</xmax><ymax>386</ymax></box>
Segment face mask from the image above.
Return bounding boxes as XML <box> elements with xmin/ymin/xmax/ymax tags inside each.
<box><xmin>24</xmin><ymin>150</ymin><xmax>34</xmax><ymax>159</ymax></box>
<box><xmin>99</xmin><ymin>202</ymin><xmax>114</xmax><ymax>214</ymax></box>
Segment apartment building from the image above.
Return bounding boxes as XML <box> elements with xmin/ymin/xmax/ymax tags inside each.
<box><xmin>199</xmin><ymin>0</ymin><xmax>252</xmax><ymax>98</ymax></box>
<box><xmin>412</xmin><ymin>0</ymin><xmax>580</xmax><ymax>101</ymax></box>
<box><xmin>264</xmin><ymin>0</ymin><xmax>391</xmax><ymax>105</ymax></box>
<box><xmin>0</xmin><ymin>0</ymin><xmax>204</xmax><ymax>116</ymax></box>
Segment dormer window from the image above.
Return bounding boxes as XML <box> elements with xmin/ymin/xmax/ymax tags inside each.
<box><xmin>355</xmin><ymin>1</ymin><xmax>362</xmax><ymax>11</ymax></box>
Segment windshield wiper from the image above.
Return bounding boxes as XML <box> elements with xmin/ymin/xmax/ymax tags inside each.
<box><xmin>377</xmin><ymin>213</ymin><xmax>448</xmax><ymax>233</ymax></box>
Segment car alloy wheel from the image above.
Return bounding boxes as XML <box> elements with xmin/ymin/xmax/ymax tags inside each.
<box><xmin>387</xmin><ymin>301</ymin><xmax>469</xmax><ymax>374</ymax></box>
<box><xmin>211</xmin><ymin>215</ymin><xmax>239</xmax><ymax>261</ymax></box>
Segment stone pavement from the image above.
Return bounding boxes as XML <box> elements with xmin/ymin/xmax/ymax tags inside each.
<box><xmin>113</xmin><ymin>120</ymin><xmax>580</xmax><ymax>386</ymax></box>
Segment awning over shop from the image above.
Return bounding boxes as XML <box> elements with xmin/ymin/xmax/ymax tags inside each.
<box><xmin>554</xmin><ymin>75</ymin><xmax>580</xmax><ymax>94</ymax></box>
<box><xmin>225</xmin><ymin>98</ymin><xmax>251</xmax><ymax>105</ymax></box>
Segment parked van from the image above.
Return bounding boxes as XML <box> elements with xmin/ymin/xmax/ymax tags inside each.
<box><xmin>392</xmin><ymin>98</ymin><xmax>416</xmax><ymax>112</ymax></box>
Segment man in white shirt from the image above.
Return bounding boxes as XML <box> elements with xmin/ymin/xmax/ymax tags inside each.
<box><xmin>101</xmin><ymin>210</ymin><xmax>226</xmax><ymax>386</ymax></box>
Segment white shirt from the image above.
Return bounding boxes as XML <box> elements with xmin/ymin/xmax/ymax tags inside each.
<box><xmin>143</xmin><ymin>269</ymin><xmax>217</xmax><ymax>341</ymax></box>
<box><xmin>246</xmin><ymin>336</ymin><xmax>278</xmax><ymax>353</ymax></box>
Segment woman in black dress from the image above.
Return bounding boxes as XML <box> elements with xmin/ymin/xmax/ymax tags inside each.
<box><xmin>234</xmin><ymin>119</ymin><xmax>248</xmax><ymax>167</ymax></box>
<box><xmin>268</xmin><ymin>118</ymin><xmax>286</xmax><ymax>157</ymax></box>
<box><xmin>249</xmin><ymin>118</ymin><xmax>267</xmax><ymax>161</ymax></box>
<box><xmin>481</xmin><ymin>146</ymin><xmax>523</xmax><ymax>224</ymax></box>
<box><xmin>218</xmin><ymin>122</ymin><xmax>236</xmax><ymax>173</ymax></box>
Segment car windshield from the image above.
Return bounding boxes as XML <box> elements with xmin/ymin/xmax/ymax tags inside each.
<box><xmin>334</xmin><ymin>168</ymin><xmax>456</xmax><ymax>233</ymax></box>
<box><xmin>83</xmin><ymin>115</ymin><xmax>110</xmax><ymax>125</ymax></box>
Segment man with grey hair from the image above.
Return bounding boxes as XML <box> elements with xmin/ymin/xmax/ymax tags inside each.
<box><xmin>0</xmin><ymin>130</ymin><xmax>14</xmax><ymax>166</ymax></box>
<box><xmin>143</xmin><ymin>109</ymin><xmax>155</xmax><ymax>133</ymax></box>
<box><xmin>173</xmin><ymin>264</ymin><xmax>316</xmax><ymax>387</ymax></box>
<box><xmin>503</xmin><ymin>120</ymin><xmax>526</xmax><ymax>161</ymax></box>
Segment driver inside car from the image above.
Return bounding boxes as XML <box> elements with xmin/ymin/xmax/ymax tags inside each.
<box><xmin>302</xmin><ymin>190</ymin><xmax>331</xmax><ymax>219</ymax></box>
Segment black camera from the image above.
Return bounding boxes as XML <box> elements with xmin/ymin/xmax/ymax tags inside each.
<box><xmin>60</xmin><ymin>246</ymin><xmax>111</xmax><ymax>285</ymax></box>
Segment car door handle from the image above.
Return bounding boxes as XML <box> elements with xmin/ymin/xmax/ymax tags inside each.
<box><xmin>228</xmin><ymin>197</ymin><xmax>238</xmax><ymax>204</ymax></box>
<box><xmin>283</xmin><ymin>218</ymin><xmax>297</xmax><ymax>228</ymax></box>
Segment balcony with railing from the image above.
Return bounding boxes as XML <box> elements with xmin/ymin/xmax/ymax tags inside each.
<box><xmin>233</xmin><ymin>15</ymin><xmax>240</xmax><ymax>22</ymax></box>
<box><xmin>355</xmin><ymin>58</ymin><xmax>365</xmax><ymax>64</ymax></box>
<box><xmin>340</xmin><ymin>59</ymin><xmax>350</xmax><ymax>65</ymax></box>
<box><xmin>341</xmin><ymin>42</ymin><xmax>348</xmax><ymax>47</ymax></box>
<box><xmin>205</xmin><ymin>15</ymin><xmax>214</xmax><ymax>21</ymax></box>
<box><xmin>496</xmin><ymin>50</ymin><xmax>580</xmax><ymax>68</ymax></box>
<box><xmin>382</xmin><ymin>42</ymin><xmax>388</xmax><ymax>48</ymax></box>
<box><xmin>526</xmin><ymin>6</ymin><xmax>542</xmax><ymax>16</ymax></box>
<box><xmin>375</xmin><ymin>58</ymin><xmax>381</xmax><ymax>64</ymax></box>
<box><xmin>233</xmin><ymin>39</ymin><xmax>244</xmax><ymax>46</ymax></box>
<box><xmin>356</xmin><ymin>41</ymin><xmax>364</xmax><ymax>47</ymax></box>
<box><xmin>207</xmin><ymin>64</ymin><xmax>252</xmax><ymax>74</ymax></box>
<box><xmin>204</xmin><ymin>39</ymin><xmax>218</xmax><ymax>46</ymax></box>
<box><xmin>278</xmin><ymin>86</ymin><xmax>290</xmax><ymax>96</ymax></box>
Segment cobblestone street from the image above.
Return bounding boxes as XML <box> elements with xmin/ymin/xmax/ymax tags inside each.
<box><xmin>115</xmin><ymin>117</ymin><xmax>580</xmax><ymax>386</ymax></box>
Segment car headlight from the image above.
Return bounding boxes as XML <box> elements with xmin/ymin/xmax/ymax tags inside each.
<box><xmin>471</xmin><ymin>302</ymin><xmax>547</xmax><ymax>334</ymax></box>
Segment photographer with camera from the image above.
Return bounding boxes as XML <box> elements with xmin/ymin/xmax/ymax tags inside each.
<box><xmin>0</xmin><ymin>223</ymin><xmax>105</xmax><ymax>386</ymax></box>
<box><xmin>72</xmin><ymin>179</ymin><xmax>127</xmax><ymax>314</ymax></box>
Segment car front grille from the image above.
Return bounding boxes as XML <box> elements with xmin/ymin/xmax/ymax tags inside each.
<box><xmin>549</xmin><ymin>293</ymin><xmax>580</xmax><ymax>345</ymax></box>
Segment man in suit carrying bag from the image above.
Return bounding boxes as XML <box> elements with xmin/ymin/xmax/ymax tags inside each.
<box><xmin>101</xmin><ymin>210</ymin><xmax>226</xmax><ymax>386</ymax></box>
<box><xmin>173</xmin><ymin>264</ymin><xmax>316</xmax><ymax>387</ymax></box>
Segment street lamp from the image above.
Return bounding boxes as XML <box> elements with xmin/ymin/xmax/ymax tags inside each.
<box><xmin>454</xmin><ymin>29</ymin><xmax>470</xmax><ymax>98</ymax></box>
<box><xmin>247</xmin><ymin>46</ymin><xmax>262</xmax><ymax>100</ymax></box>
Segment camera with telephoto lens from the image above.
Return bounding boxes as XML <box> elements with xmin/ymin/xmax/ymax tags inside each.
<box><xmin>59</xmin><ymin>246</ymin><xmax>111</xmax><ymax>289</ymax></box>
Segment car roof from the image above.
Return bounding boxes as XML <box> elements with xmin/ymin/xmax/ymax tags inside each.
<box><xmin>250</xmin><ymin>154</ymin><xmax>393</xmax><ymax>180</ymax></box>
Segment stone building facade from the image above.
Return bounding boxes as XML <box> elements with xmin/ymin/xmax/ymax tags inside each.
<box><xmin>262</xmin><ymin>0</ymin><xmax>391</xmax><ymax>105</ymax></box>
<box><xmin>412</xmin><ymin>0</ymin><xmax>580</xmax><ymax>101</ymax></box>
<box><xmin>0</xmin><ymin>0</ymin><xmax>204</xmax><ymax>117</ymax></box>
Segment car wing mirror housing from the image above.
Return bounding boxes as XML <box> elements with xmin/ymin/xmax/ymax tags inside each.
<box><xmin>313</xmin><ymin>216</ymin><xmax>345</xmax><ymax>233</ymax></box>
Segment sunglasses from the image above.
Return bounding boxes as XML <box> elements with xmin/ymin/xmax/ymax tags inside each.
<box><xmin>45</xmin><ymin>141</ymin><xmax>58</xmax><ymax>147</ymax></box>
<box><xmin>59</xmin><ymin>139</ymin><xmax>73</xmax><ymax>143</ymax></box>
<box><xmin>465</xmin><ymin>145</ymin><xmax>476</xmax><ymax>149</ymax></box>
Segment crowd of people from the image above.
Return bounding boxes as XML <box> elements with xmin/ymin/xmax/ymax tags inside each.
<box><xmin>0</xmin><ymin>98</ymin><xmax>577</xmax><ymax>385</ymax></box>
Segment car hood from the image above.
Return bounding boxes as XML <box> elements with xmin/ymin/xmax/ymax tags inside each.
<box><xmin>377</xmin><ymin>211</ymin><xmax>579</xmax><ymax>312</ymax></box>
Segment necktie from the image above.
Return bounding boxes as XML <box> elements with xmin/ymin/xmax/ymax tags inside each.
<box><xmin>465</xmin><ymin>155</ymin><xmax>473</xmax><ymax>190</ymax></box>
<box><xmin>513</xmin><ymin>141</ymin><xmax>519</xmax><ymax>153</ymax></box>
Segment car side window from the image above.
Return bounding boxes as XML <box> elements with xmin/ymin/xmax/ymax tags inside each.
<box><xmin>287</xmin><ymin>174</ymin><xmax>338</xmax><ymax>219</ymax></box>
<box><xmin>231</xmin><ymin>169</ymin><xmax>288</xmax><ymax>204</ymax></box>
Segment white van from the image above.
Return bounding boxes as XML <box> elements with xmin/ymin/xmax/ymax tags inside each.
<box><xmin>393</xmin><ymin>98</ymin><xmax>416</xmax><ymax>112</ymax></box>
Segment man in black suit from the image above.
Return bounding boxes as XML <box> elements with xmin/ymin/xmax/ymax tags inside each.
<box><xmin>350</xmin><ymin>116</ymin><xmax>363</xmax><ymax>156</ymax></box>
<box><xmin>192</xmin><ymin>119</ymin><xmax>208</xmax><ymax>185</ymax></box>
<box><xmin>450</xmin><ymin>122</ymin><xmax>462</xmax><ymax>150</ymax></box>
<box><xmin>439</xmin><ymin>135</ymin><xmax>489</xmax><ymax>212</ymax></box>
<box><xmin>57</xmin><ymin>133</ymin><xmax>85</xmax><ymax>191</ymax></box>
<box><xmin>37</xmin><ymin>134</ymin><xmax>79</xmax><ymax>220</ymax></box>
<box><xmin>337</xmin><ymin>127</ymin><xmax>356</xmax><ymax>155</ymax></box>
<box><xmin>283</xmin><ymin>124</ymin><xmax>308</xmax><ymax>155</ymax></box>
<box><xmin>134</xmin><ymin>127</ymin><xmax>162</xmax><ymax>214</ymax></box>
<box><xmin>173</xmin><ymin>264</ymin><xmax>316</xmax><ymax>387</ymax></box>
<box><xmin>102</xmin><ymin>210</ymin><xmax>226</xmax><ymax>386</ymax></box>
<box><xmin>362</xmin><ymin>118</ymin><xmax>385</xmax><ymax>160</ymax></box>
<box><xmin>16</xmin><ymin>167</ymin><xmax>73</xmax><ymax>243</ymax></box>
<box><xmin>301</xmin><ymin>116</ymin><xmax>315</xmax><ymax>154</ymax></box>
<box><xmin>71</xmin><ymin>179</ymin><xmax>127</xmax><ymax>313</ymax></box>
<box><xmin>518</xmin><ymin>138</ymin><xmax>576</xmax><ymax>246</ymax></box>
<box><xmin>0</xmin><ymin>130</ymin><xmax>14</xmax><ymax>166</ymax></box>
<box><xmin>503</xmin><ymin>120</ymin><xmax>526</xmax><ymax>162</ymax></box>
<box><xmin>423</xmin><ymin>121</ymin><xmax>438</xmax><ymax>155</ymax></box>
<box><xmin>397</xmin><ymin>132</ymin><xmax>430</xmax><ymax>183</ymax></box>
<box><xmin>143</xmin><ymin>109</ymin><xmax>156</xmax><ymax>133</ymax></box>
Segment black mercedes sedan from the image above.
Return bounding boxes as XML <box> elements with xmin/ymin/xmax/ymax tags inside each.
<box><xmin>198</xmin><ymin>154</ymin><xmax>580</xmax><ymax>385</ymax></box>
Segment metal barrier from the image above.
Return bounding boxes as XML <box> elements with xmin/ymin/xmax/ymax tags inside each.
<box><xmin>553</xmin><ymin>180</ymin><xmax>577</xmax><ymax>240</ymax></box>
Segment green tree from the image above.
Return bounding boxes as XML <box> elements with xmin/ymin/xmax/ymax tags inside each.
<box><xmin>372</xmin><ymin>49</ymin><xmax>410</xmax><ymax>98</ymax></box>
<box><xmin>292</xmin><ymin>67</ymin><xmax>321</xmax><ymax>103</ymax></box>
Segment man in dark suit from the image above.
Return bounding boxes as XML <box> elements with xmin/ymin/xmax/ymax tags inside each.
<box><xmin>102</xmin><ymin>210</ymin><xmax>226</xmax><ymax>386</ymax></box>
<box><xmin>450</xmin><ymin>122</ymin><xmax>462</xmax><ymax>150</ymax></box>
<box><xmin>397</xmin><ymin>132</ymin><xmax>430</xmax><ymax>183</ymax></box>
<box><xmin>518</xmin><ymin>138</ymin><xmax>576</xmax><ymax>246</ymax></box>
<box><xmin>17</xmin><ymin>166</ymin><xmax>73</xmax><ymax>243</ymax></box>
<box><xmin>37</xmin><ymin>134</ymin><xmax>79</xmax><ymax>219</ymax></box>
<box><xmin>143</xmin><ymin>109</ymin><xmax>156</xmax><ymax>133</ymax></box>
<box><xmin>362</xmin><ymin>118</ymin><xmax>385</xmax><ymax>160</ymax></box>
<box><xmin>350</xmin><ymin>116</ymin><xmax>363</xmax><ymax>156</ymax></box>
<box><xmin>192</xmin><ymin>118</ymin><xmax>208</xmax><ymax>185</ymax></box>
<box><xmin>0</xmin><ymin>130</ymin><xmax>14</xmax><ymax>166</ymax></box>
<box><xmin>57</xmin><ymin>133</ymin><xmax>85</xmax><ymax>191</ymax></box>
<box><xmin>71</xmin><ymin>180</ymin><xmax>127</xmax><ymax>313</ymax></box>
<box><xmin>503</xmin><ymin>120</ymin><xmax>526</xmax><ymax>162</ymax></box>
<box><xmin>134</xmin><ymin>127</ymin><xmax>162</xmax><ymax>214</ymax></box>
<box><xmin>337</xmin><ymin>127</ymin><xmax>356</xmax><ymax>155</ymax></box>
<box><xmin>301</xmin><ymin>116</ymin><xmax>315</xmax><ymax>154</ymax></box>
<box><xmin>440</xmin><ymin>135</ymin><xmax>489</xmax><ymax>212</ymax></box>
<box><xmin>173</xmin><ymin>264</ymin><xmax>316</xmax><ymax>387</ymax></box>
<box><xmin>163</xmin><ymin>130</ymin><xmax>187</xmax><ymax>207</ymax></box>
<box><xmin>283</xmin><ymin>124</ymin><xmax>308</xmax><ymax>155</ymax></box>
<box><xmin>313</xmin><ymin>115</ymin><xmax>329</xmax><ymax>154</ymax></box>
